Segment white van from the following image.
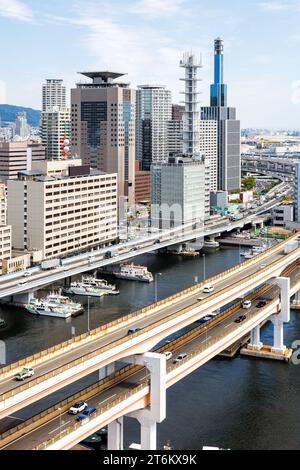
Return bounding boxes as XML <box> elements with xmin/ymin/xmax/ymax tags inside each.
<box><xmin>203</xmin><ymin>284</ymin><xmax>214</xmax><ymax>294</ymax></box>
<box><xmin>242</xmin><ymin>300</ymin><xmax>252</xmax><ymax>309</ymax></box>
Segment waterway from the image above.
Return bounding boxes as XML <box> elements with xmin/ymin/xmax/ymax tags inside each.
<box><xmin>1</xmin><ymin>247</ymin><xmax>300</xmax><ymax>450</ymax></box>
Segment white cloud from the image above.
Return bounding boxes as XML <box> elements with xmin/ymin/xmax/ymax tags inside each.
<box><xmin>258</xmin><ymin>1</ymin><xmax>300</xmax><ymax>12</ymax></box>
<box><xmin>0</xmin><ymin>0</ymin><xmax>33</xmax><ymax>22</ymax></box>
<box><xmin>131</xmin><ymin>0</ymin><xmax>185</xmax><ymax>18</ymax></box>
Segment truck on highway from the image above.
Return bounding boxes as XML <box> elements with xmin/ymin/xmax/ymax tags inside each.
<box><xmin>41</xmin><ymin>259</ymin><xmax>61</xmax><ymax>271</ymax></box>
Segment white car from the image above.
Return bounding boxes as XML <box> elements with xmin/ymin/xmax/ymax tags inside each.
<box><xmin>23</xmin><ymin>271</ymin><xmax>31</xmax><ymax>278</ymax></box>
<box><xmin>173</xmin><ymin>353</ymin><xmax>187</xmax><ymax>364</ymax></box>
<box><xmin>242</xmin><ymin>300</ymin><xmax>252</xmax><ymax>309</ymax></box>
<box><xmin>203</xmin><ymin>285</ymin><xmax>214</xmax><ymax>294</ymax></box>
<box><xmin>164</xmin><ymin>352</ymin><xmax>173</xmax><ymax>360</ymax></box>
<box><xmin>68</xmin><ymin>401</ymin><xmax>88</xmax><ymax>415</ymax></box>
<box><xmin>15</xmin><ymin>367</ymin><xmax>34</xmax><ymax>381</ymax></box>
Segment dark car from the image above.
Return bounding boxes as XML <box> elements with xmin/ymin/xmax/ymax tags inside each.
<box><xmin>76</xmin><ymin>407</ymin><xmax>97</xmax><ymax>422</ymax></box>
<box><xmin>235</xmin><ymin>315</ymin><xmax>247</xmax><ymax>324</ymax></box>
<box><xmin>127</xmin><ymin>327</ymin><xmax>141</xmax><ymax>335</ymax></box>
<box><xmin>256</xmin><ymin>301</ymin><xmax>267</xmax><ymax>309</ymax></box>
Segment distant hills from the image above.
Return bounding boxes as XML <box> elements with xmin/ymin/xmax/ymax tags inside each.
<box><xmin>0</xmin><ymin>104</ymin><xmax>40</xmax><ymax>127</ymax></box>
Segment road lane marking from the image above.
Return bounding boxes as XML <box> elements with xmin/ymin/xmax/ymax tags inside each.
<box><xmin>48</xmin><ymin>420</ymin><xmax>71</xmax><ymax>435</ymax></box>
<box><xmin>98</xmin><ymin>394</ymin><xmax>117</xmax><ymax>406</ymax></box>
<box><xmin>8</xmin><ymin>416</ymin><xmax>24</xmax><ymax>422</ymax></box>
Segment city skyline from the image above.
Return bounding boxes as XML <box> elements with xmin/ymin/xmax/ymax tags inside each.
<box><xmin>0</xmin><ymin>0</ymin><xmax>298</xmax><ymax>128</ymax></box>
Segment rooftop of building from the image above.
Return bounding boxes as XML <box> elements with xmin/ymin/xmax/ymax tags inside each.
<box><xmin>77</xmin><ymin>71</ymin><xmax>129</xmax><ymax>88</ymax></box>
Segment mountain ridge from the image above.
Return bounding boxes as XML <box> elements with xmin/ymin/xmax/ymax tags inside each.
<box><xmin>0</xmin><ymin>104</ymin><xmax>40</xmax><ymax>127</ymax></box>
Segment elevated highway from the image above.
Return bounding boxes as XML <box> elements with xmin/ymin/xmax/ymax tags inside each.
<box><xmin>0</xmin><ymin>234</ymin><xmax>299</xmax><ymax>421</ymax></box>
<box><xmin>0</xmin><ymin>196</ymin><xmax>286</xmax><ymax>302</ymax></box>
<box><xmin>1</xmin><ymin>258</ymin><xmax>300</xmax><ymax>450</ymax></box>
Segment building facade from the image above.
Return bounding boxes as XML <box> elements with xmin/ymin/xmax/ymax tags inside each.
<box><xmin>135</xmin><ymin>161</ymin><xmax>151</xmax><ymax>204</ymax></box>
<box><xmin>15</xmin><ymin>112</ymin><xmax>31</xmax><ymax>140</ymax></box>
<box><xmin>42</xmin><ymin>79</ymin><xmax>67</xmax><ymax>112</ymax></box>
<box><xmin>136</xmin><ymin>85</ymin><xmax>172</xmax><ymax>170</ymax></box>
<box><xmin>198</xmin><ymin>120</ymin><xmax>218</xmax><ymax>191</ymax></box>
<box><xmin>71</xmin><ymin>72</ymin><xmax>135</xmax><ymax>205</ymax></box>
<box><xmin>41</xmin><ymin>109</ymin><xmax>71</xmax><ymax>160</ymax></box>
<box><xmin>7</xmin><ymin>164</ymin><xmax>118</xmax><ymax>260</ymax></box>
<box><xmin>201</xmin><ymin>38</ymin><xmax>241</xmax><ymax>192</ymax></box>
<box><xmin>295</xmin><ymin>162</ymin><xmax>300</xmax><ymax>223</ymax></box>
<box><xmin>0</xmin><ymin>141</ymin><xmax>45</xmax><ymax>182</ymax></box>
<box><xmin>151</xmin><ymin>156</ymin><xmax>208</xmax><ymax>229</ymax></box>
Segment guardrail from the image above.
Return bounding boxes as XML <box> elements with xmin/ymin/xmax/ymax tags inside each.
<box><xmin>1</xmin><ymin>236</ymin><xmax>300</xmax><ymax>403</ymax></box>
<box><xmin>1</xmin><ymin>232</ymin><xmax>297</xmax><ymax>380</ymax></box>
<box><xmin>0</xmin><ymin>362</ymin><xmax>142</xmax><ymax>449</ymax></box>
<box><xmin>5</xmin><ymin>261</ymin><xmax>300</xmax><ymax>450</ymax></box>
<box><xmin>0</xmin><ymin>283</ymin><xmax>274</xmax><ymax>448</ymax></box>
<box><xmin>34</xmin><ymin>278</ymin><xmax>296</xmax><ymax>451</ymax></box>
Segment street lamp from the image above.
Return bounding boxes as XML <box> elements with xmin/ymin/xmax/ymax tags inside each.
<box><xmin>87</xmin><ymin>296</ymin><xmax>91</xmax><ymax>333</ymax></box>
<box><xmin>202</xmin><ymin>254</ymin><xmax>206</xmax><ymax>281</ymax></box>
<box><xmin>58</xmin><ymin>407</ymin><xmax>62</xmax><ymax>438</ymax></box>
<box><xmin>155</xmin><ymin>273</ymin><xmax>162</xmax><ymax>303</ymax></box>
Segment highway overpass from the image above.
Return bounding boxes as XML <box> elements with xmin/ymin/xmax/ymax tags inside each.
<box><xmin>1</xmin><ymin>257</ymin><xmax>300</xmax><ymax>450</ymax></box>
<box><xmin>0</xmin><ymin>233</ymin><xmax>299</xmax><ymax>424</ymax></box>
<box><xmin>0</xmin><ymin>197</ymin><xmax>287</xmax><ymax>303</ymax></box>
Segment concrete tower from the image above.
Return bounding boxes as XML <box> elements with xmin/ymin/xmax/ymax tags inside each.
<box><xmin>180</xmin><ymin>53</ymin><xmax>202</xmax><ymax>156</ymax></box>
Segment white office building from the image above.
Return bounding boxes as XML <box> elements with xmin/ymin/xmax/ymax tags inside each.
<box><xmin>41</xmin><ymin>108</ymin><xmax>71</xmax><ymax>160</ymax></box>
<box><xmin>198</xmin><ymin>120</ymin><xmax>218</xmax><ymax>192</ymax></box>
<box><xmin>151</xmin><ymin>155</ymin><xmax>208</xmax><ymax>229</ymax></box>
<box><xmin>42</xmin><ymin>79</ymin><xmax>67</xmax><ymax>112</ymax></box>
<box><xmin>295</xmin><ymin>162</ymin><xmax>300</xmax><ymax>223</ymax></box>
<box><xmin>136</xmin><ymin>85</ymin><xmax>172</xmax><ymax>170</ymax></box>
<box><xmin>7</xmin><ymin>163</ymin><xmax>118</xmax><ymax>260</ymax></box>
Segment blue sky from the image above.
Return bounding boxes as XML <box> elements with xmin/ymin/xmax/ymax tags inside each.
<box><xmin>0</xmin><ymin>0</ymin><xmax>299</xmax><ymax>128</ymax></box>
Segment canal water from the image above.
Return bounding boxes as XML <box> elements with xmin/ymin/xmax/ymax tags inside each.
<box><xmin>1</xmin><ymin>246</ymin><xmax>300</xmax><ymax>450</ymax></box>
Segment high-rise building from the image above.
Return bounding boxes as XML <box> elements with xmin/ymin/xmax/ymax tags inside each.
<box><xmin>136</xmin><ymin>85</ymin><xmax>172</xmax><ymax>170</ymax></box>
<box><xmin>151</xmin><ymin>155</ymin><xmax>208</xmax><ymax>229</ymax></box>
<box><xmin>198</xmin><ymin>120</ymin><xmax>218</xmax><ymax>191</ymax></box>
<box><xmin>172</xmin><ymin>104</ymin><xmax>185</xmax><ymax>121</ymax></box>
<box><xmin>201</xmin><ymin>38</ymin><xmax>241</xmax><ymax>192</ymax></box>
<box><xmin>15</xmin><ymin>112</ymin><xmax>31</xmax><ymax>140</ymax></box>
<box><xmin>0</xmin><ymin>141</ymin><xmax>45</xmax><ymax>182</ymax></box>
<box><xmin>295</xmin><ymin>163</ymin><xmax>300</xmax><ymax>223</ymax></box>
<box><xmin>71</xmin><ymin>72</ymin><xmax>136</xmax><ymax>204</ymax></box>
<box><xmin>42</xmin><ymin>79</ymin><xmax>67</xmax><ymax>112</ymax></box>
<box><xmin>7</xmin><ymin>162</ymin><xmax>118</xmax><ymax>260</ymax></box>
<box><xmin>41</xmin><ymin>109</ymin><xmax>71</xmax><ymax>160</ymax></box>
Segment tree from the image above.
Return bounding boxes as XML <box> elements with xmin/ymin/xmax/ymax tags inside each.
<box><xmin>242</xmin><ymin>176</ymin><xmax>256</xmax><ymax>191</ymax></box>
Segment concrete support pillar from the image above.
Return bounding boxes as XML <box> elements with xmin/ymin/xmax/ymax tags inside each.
<box><xmin>271</xmin><ymin>318</ymin><xmax>286</xmax><ymax>354</ymax></box>
<box><xmin>13</xmin><ymin>291</ymin><xmax>35</xmax><ymax>305</ymax></box>
<box><xmin>125</xmin><ymin>352</ymin><xmax>166</xmax><ymax>451</ymax></box>
<box><xmin>108</xmin><ymin>417</ymin><xmax>124</xmax><ymax>450</ymax></box>
<box><xmin>99</xmin><ymin>362</ymin><xmax>115</xmax><ymax>381</ymax></box>
<box><xmin>268</xmin><ymin>276</ymin><xmax>290</xmax><ymax>354</ymax></box>
<box><xmin>270</xmin><ymin>276</ymin><xmax>290</xmax><ymax>323</ymax></box>
<box><xmin>139</xmin><ymin>417</ymin><xmax>157</xmax><ymax>451</ymax></box>
<box><xmin>249</xmin><ymin>325</ymin><xmax>263</xmax><ymax>350</ymax></box>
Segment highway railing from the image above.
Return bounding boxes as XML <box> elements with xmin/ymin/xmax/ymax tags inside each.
<box><xmin>33</xmin><ymin>275</ymin><xmax>299</xmax><ymax>451</ymax></box>
<box><xmin>0</xmin><ymin>283</ymin><xmax>277</xmax><ymax>449</ymax></box>
<box><xmin>1</xmin><ymin>236</ymin><xmax>300</xmax><ymax>403</ymax></box>
<box><xmin>0</xmin><ymin>362</ymin><xmax>142</xmax><ymax>449</ymax></box>
<box><xmin>5</xmin><ymin>262</ymin><xmax>300</xmax><ymax>450</ymax></box>
<box><xmin>1</xmin><ymin>232</ymin><xmax>298</xmax><ymax>381</ymax></box>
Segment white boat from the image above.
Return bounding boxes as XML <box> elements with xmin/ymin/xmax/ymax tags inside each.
<box><xmin>204</xmin><ymin>240</ymin><xmax>220</xmax><ymax>248</ymax></box>
<box><xmin>114</xmin><ymin>264</ymin><xmax>153</xmax><ymax>283</ymax></box>
<box><xmin>63</xmin><ymin>277</ymin><xmax>109</xmax><ymax>297</ymax></box>
<box><xmin>240</xmin><ymin>250</ymin><xmax>253</xmax><ymax>258</ymax></box>
<box><xmin>81</xmin><ymin>276</ymin><xmax>119</xmax><ymax>295</ymax></box>
<box><xmin>25</xmin><ymin>299</ymin><xmax>72</xmax><ymax>319</ymax></box>
<box><xmin>46</xmin><ymin>293</ymin><xmax>84</xmax><ymax>316</ymax></box>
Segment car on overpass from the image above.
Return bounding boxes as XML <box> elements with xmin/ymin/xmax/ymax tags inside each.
<box><xmin>68</xmin><ymin>401</ymin><xmax>88</xmax><ymax>415</ymax></box>
<box><xmin>15</xmin><ymin>367</ymin><xmax>34</xmax><ymax>381</ymax></box>
<box><xmin>76</xmin><ymin>407</ymin><xmax>97</xmax><ymax>422</ymax></box>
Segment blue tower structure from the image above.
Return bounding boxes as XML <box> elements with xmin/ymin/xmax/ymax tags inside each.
<box><xmin>210</xmin><ymin>38</ymin><xmax>227</xmax><ymax>107</ymax></box>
